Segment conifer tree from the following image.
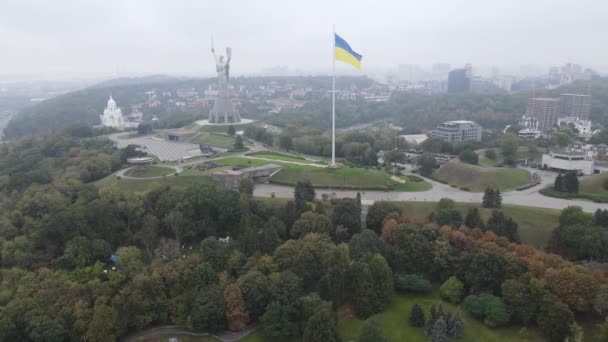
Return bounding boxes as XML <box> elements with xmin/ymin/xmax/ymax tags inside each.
<box><xmin>409</xmin><ymin>304</ymin><xmax>425</xmax><ymax>327</ymax></box>
<box><xmin>448</xmin><ymin>310</ymin><xmax>465</xmax><ymax>337</ymax></box>
<box><xmin>425</xmin><ymin>304</ymin><xmax>438</xmax><ymax>335</ymax></box>
<box><xmin>482</xmin><ymin>187</ymin><xmax>494</xmax><ymax>208</ymax></box>
<box><xmin>431</xmin><ymin>317</ymin><xmax>448</xmax><ymax>342</ymax></box>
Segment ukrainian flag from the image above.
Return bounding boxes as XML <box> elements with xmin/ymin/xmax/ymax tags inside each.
<box><xmin>334</xmin><ymin>33</ymin><xmax>362</xmax><ymax>69</ymax></box>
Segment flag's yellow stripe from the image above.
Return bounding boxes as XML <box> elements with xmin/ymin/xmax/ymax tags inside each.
<box><xmin>335</xmin><ymin>47</ymin><xmax>361</xmax><ymax>69</ymax></box>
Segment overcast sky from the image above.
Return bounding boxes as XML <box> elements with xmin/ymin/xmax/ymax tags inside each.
<box><xmin>1</xmin><ymin>0</ymin><xmax>607</xmax><ymax>77</ymax></box>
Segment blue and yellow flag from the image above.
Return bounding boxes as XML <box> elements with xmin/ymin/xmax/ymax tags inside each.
<box><xmin>334</xmin><ymin>33</ymin><xmax>362</xmax><ymax>69</ymax></box>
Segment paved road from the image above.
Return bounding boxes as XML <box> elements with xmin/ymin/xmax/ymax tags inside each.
<box><xmin>254</xmin><ymin>171</ymin><xmax>608</xmax><ymax>213</ymax></box>
<box><xmin>124</xmin><ymin>324</ymin><xmax>257</xmax><ymax>342</ymax></box>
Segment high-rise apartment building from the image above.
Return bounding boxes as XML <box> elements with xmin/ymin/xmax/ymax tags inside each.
<box><xmin>559</xmin><ymin>94</ymin><xmax>591</xmax><ymax>120</ymax></box>
<box><xmin>447</xmin><ymin>69</ymin><xmax>471</xmax><ymax>93</ymax></box>
<box><xmin>526</xmin><ymin>98</ymin><xmax>560</xmax><ymax>132</ymax></box>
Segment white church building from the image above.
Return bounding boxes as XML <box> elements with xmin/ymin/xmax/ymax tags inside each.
<box><xmin>100</xmin><ymin>96</ymin><xmax>126</xmax><ymax>129</ymax></box>
<box><xmin>99</xmin><ymin>95</ymin><xmax>143</xmax><ymax>129</ymax></box>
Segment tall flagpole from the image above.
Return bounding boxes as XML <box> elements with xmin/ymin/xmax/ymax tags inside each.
<box><xmin>331</xmin><ymin>25</ymin><xmax>336</xmax><ymax>167</ymax></box>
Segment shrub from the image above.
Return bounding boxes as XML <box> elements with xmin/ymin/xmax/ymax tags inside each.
<box><xmin>394</xmin><ymin>274</ymin><xmax>432</xmax><ymax>293</ymax></box>
<box><xmin>439</xmin><ymin>277</ymin><xmax>464</xmax><ymax>304</ymax></box>
<box><xmin>463</xmin><ymin>293</ymin><xmax>510</xmax><ymax>328</ymax></box>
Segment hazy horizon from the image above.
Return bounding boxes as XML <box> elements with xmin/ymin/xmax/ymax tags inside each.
<box><xmin>1</xmin><ymin>0</ymin><xmax>607</xmax><ymax>78</ymax></box>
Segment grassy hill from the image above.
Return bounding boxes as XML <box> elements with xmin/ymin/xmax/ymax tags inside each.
<box><xmin>388</xmin><ymin>201</ymin><xmax>560</xmax><ymax>248</ymax></box>
<box><xmin>433</xmin><ymin>160</ymin><xmax>530</xmax><ymax>192</ymax></box>
<box><xmin>191</xmin><ymin>133</ymin><xmax>237</xmax><ymax>149</ymax></box>
<box><xmin>541</xmin><ymin>172</ymin><xmax>608</xmax><ymax>203</ymax></box>
<box><xmin>216</xmin><ymin>157</ymin><xmax>432</xmax><ymax>192</ymax></box>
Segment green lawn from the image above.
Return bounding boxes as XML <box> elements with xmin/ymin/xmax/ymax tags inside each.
<box><xmin>191</xmin><ymin>134</ymin><xmax>236</xmax><ymax>148</ymax></box>
<box><xmin>245</xmin><ymin>291</ymin><xmax>543</xmax><ymax>342</ymax></box>
<box><xmin>214</xmin><ymin>158</ymin><xmax>432</xmax><ymax>191</ymax></box>
<box><xmin>388</xmin><ymin>201</ymin><xmax>560</xmax><ymax>247</ymax></box>
<box><xmin>540</xmin><ymin>173</ymin><xmax>608</xmax><ymax>203</ymax></box>
<box><xmin>124</xmin><ymin>166</ymin><xmax>175</xmax><ymax>178</ymax></box>
<box><xmin>95</xmin><ymin>173</ymin><xmax>213</xmax><ymax>193</ymax></box>
<box><xmin>339</xmin><ymin>291</ymin><xmax>544</xmax><ymax>342</ymax></box>
<box><xmin>433</xmin><ymin>160</ymin><xmax>531</xmax><ymax>192</ymax></box>
<box><xmin>580</xmin><ymin>173</ymin><xmax>608</xmax><ymax>195</ymax></box>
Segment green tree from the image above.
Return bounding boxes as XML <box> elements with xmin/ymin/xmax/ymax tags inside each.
<box><xmin>291</xmin><ymin>212</ymin><xmax>334</xmax><ymax>239</ymax></box>
<box><xmin>486</xmin><ymin>210</ymin><xmax>520</xmax><ymax>242</ymax></box>
<box><xmin>536</xmin><ymin>293</ymin><xmax>575</xmax><ymax>342</ymax></box>
<box><xmin>227</xmin><ymin>125</ymin><xmax>236</xmax><ymax>136</ymax></box>
<box><xmin>86</xmin><ymin>304</ymin><xmax>119</xmax><ymax>342</ymax></box>
<box><xmin>555</xmin><ymin>131</ymin><xmax>573</xmax><ymax>147</ymax></box>
<box><xmin>559</xmin><ymin>206</ymin><xmax>595</xmax><ymax>227</ymax></box>
<box><xmin>500</xmin><ymin>133</ymin><xmax>519</xmax><ymax>165</ymax></box>
<box><xmin>358</xmin><ymin>317</ymin><xmax>387</xmax><ymax>342</ymax></box>
<box><xmin>261</xmin><ymin>300</ymin><xmax>299</xmax><ymax>338</ymax></box>
<box><xmin>351</xmin><ymin>261</ymin><xmax>376</xmax><ymax>318</ymax></box>
<box><xmin>368</xmin><ymin>254</ymin><xmax>393</xmax><ymax>310</ymax></box>
<box><xmin>463</xmin><ymin>294</ymin><xmax>510</xmax><ymax>328</ymax></box>
<box><xmin>302</xmin><ymin>305</ymin><xmax>340</xmax><ymax>342</ymax></box>
<box><xmin>485</xmin><ymin>149</ymin><xmax>497</xmax><ymax>160</ymax></box>
<box><xmin>464</xmin><ymin>207</ymin><xmax>484</xmax><ymax>229</ymax></box>
<box><xmin>459</xmin><ymin>149</ymin><xmax>479</xmax><ymax>165</ymax></box>
<box><xmin>234</xmin><ymin>135</ymin><xmax>245</xmax><ymax>150</ymax></box>
<box><xmin>409</xmin><ymin>304</ymin><xmax>425</xmax><ymax>327</ymax></box>
<box><xmin>431</xmin><ymin>317</ymin><xmax>448</xmax><ymax>342</ymax></box>
<box><xmin>326</xmin><ymin>243</ymin><xmax>350</xmax><ymax>305</ymax></box>
<box><xmin>192</xmin><ymin>285</ymin><xmax>226</xmax><ymax>332</ymax></box>
<box><xmin>238</xmin><ymin>178</ymin><xmax>255</xmax><ymax>197</ymax></box>
<box><xmin>365</xmin><ymin>202</ymin><xmax>401</xmax><ymax>234</ymax></box>
<box><xmin>439</xmin><ymin>276</ymin><xmax>464</xmax><ymax>304</ymax></box>
<box><xmin>279</xmin><ymin>135</ymin><xmax>293</xmax><ymax>151</ymax></box>
<box><xmin>554</xmin><ymin>173</ymin><xmax>565</xmax><ymax>192</ymax></box>
<box><xmin>482</xmin><ymin>187</ymin><xmax>501</xmax><ymax>208</ymax></box>
<box><xmin>563</xmin><ymin>171</ymin><xmax>579</xmax><ymax>193</ymax></box>
<box><xmin>417</xmin><ymin>154</ymin><xmax>437</xmax><ymax>177</ymax></box>
<box><xmin>501</xmin><ymin>279</ymin><xmax>536</xmax><ymax>325</ymax></box>
<box><xmin>331</xmin><ymin>198</ymin><xmax>362</xmax><ymax>237</ymax></box>
<box><xmin>349</xmin><ymin>229</ymin><xmax>389</xmax><ymax>261</ymax></box>
<box><xmin>448</xmin><ymin>310</ymin><xmax>465</xmax><ymax>338</ymax></box>
<box><xmin>237</xmin><ymin>271</ymin><xmax>272</xmax><ymax>320</ymax></box>
<box><xmin>294</xmin><ymin>180</ymin><xmax>316</xmax><ymax>211</ymax></box>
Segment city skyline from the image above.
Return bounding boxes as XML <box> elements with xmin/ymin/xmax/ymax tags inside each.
<box><xmin>1</xmin><ymin>0</ymin><xmax>608</xmax><ymax>78</ymax></box>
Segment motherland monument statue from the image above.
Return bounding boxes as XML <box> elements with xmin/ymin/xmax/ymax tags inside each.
<box><xmin>209</xmin><ymin>41</ymin><xmax>240</xmax><ymax>123</ymax></box>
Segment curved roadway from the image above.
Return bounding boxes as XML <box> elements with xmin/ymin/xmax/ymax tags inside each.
<box><xmin>253</xmin><ymin>169</ymin><xmax>608</xmax><ymax>213</ymax></box>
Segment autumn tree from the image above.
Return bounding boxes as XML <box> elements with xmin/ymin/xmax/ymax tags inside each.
<box><xmin>224</xmin><ymin>284</ymin><xmax>250</xmax><ymax>331</ymax></box>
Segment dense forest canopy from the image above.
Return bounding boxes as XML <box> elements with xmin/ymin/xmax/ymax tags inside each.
<box><xmin>0</xmin><ymin>127</ymin><xmax>608</xmax><ymax>341</ymax></box>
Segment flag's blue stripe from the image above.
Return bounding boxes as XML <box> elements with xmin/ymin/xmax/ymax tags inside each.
<box><xmin>335</xmin><ymin>33</ymin><xmax>362</xmax><ymax>61</ymax></box>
